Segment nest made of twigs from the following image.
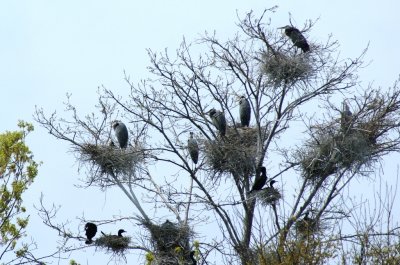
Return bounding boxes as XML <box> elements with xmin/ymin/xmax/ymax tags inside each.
<box><xmin>80</xmin><ymin>143</ymin><xmax>144</xmax><ymax>176</ymax></box>
<box><xmin>297</xmin><ymin>118</ymin><xmax>379</xmax><ymax>182</ymax></box>
<box><xmin>204</xmin><ymin>127</ymin><xmax>258</xmax><ymax>176</ymax></box>
<box><xmin>95</xmin><ymin>234</ymin><xmax>131</xmax><ymax>254</ymax></box>
<box><xmin>141</xmin><ymin>219</ymin><xmax>193</xmax><ymax>263</ymax></box>
<box><xmin>295</xmin><ymin>216</ymin><xmax>320</xmax><ymax>238</ymax></box>
<box><xmin>258</xmin><ymin>187</ymin><xmax>282</xmax><ymax>206</ymax></box>
<box><xmin>261</xmin><ymin>50</ymin><xmax>311</xmax><ymax>83</ymax></box>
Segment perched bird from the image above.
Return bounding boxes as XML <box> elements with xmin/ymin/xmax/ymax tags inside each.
<box><xmin>101</xmin><ymin>229</ymin><xmax>126</xmax><ymax>237</ymax></box>
<box><xmin>85</xmin><ymin>222</ymin><xmax>98</xmax><ymax>244</ymax></box>
<box><xmin>340</xmin><ymin>101</ymin><xmax>353</xmax><ymax>132</ymax></box>
<box><xmin>208</xmin><ymin>108</ymin><xmax>226</xmax><ymax>136</ymax></box>
<box><xmin>239</xmin><ymin>96</ymin><xmax>251</xmax><ymax>127</ymax></box>
<box><xmin>187</xmin><ymin>132</ymin><xmax>199</xmax><ymax>164</ymax></box>
<box><xmin>249</xmin><ymin>166</ymin><xmax>267</xmax><ymax>193</ymax></box>
<box><xmin>269</xmin><ymin>179</ymin><xmax>277</xmax><ymax>188</ymax></box>
<box><xmin>279</xmin><ymin>25</ymin><xmax>310</xmax><ymax>53</ymax></box>
<box><xmin>190</xmin><ymin>250</ymin><xmax>197</xmax><ymax>265</ymax></box>
<box><xmin>117</xmin><ymin>229</ymin><xmax>126</xmax><ymax>237</ymax></box>
<box><xmin>112</xmin><ymin>121</ymin><xmax>129</xmax><ymax>148</ymax></box>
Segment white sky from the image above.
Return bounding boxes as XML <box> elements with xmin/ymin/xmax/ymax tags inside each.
<box><xmin>1</xmin><ymin>1</ymin><xmax>400</xmax><ymax>264</ymax></box>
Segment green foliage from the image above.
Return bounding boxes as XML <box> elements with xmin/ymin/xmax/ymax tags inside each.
<box><xmin>0</xmin><ymin>121</ymin><xmax>39</xmax><ymax>254</ymax></box>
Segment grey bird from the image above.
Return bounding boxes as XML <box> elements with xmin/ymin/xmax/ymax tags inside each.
<box><xmin>112</xmin><ymin>121</ymin><xmax>128</xmax><ymax>148</ymax></box>
<box><xmin>279</xmin><ymin>25</ymin><xmax>310</xmax><ymax>53</ymax></box>
<box><xmin>208</xmin><ymin>108</ymin><xmax>227</xmax><ymax>136</ymax></box>
<box><xmin>249</xmin><ymin>166</ymin><xmax>267</xmax><ymax>193</ymax></box>
<box><xmin>239</xmin><ymin>96</ymin><xmax>251</xmax><ymax>127</ymax></box>
<box><xmin>340</xmin><ymin>101</ymin><xmax>353</xmax><ymax>132</ymax></box>
<box><xmin>187</xmin><ymin>132</ymin><xmax>199</xmax><ymax>164</ymax></box>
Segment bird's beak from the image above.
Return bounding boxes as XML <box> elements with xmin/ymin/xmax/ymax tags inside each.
<box><xmin>277</xmin><ymin>26</ymin><xmax>285</xmax><ymax>29</ymax></box>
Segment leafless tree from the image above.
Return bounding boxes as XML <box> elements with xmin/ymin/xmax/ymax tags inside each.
<box><xmin>33</xmin><ymin>8</ymin><xmax>400</xmax><ymax>265</ymax></box>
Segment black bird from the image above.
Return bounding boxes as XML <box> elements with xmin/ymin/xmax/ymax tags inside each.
<box><xmin>208</xmin><ymin>108</ymin><xmax>227</xmax><ymax>136</ymax></box>
<box><xmin>101</xmin><ymin>229</ymin><xmax>126</xmax><ymax>237</ymax></box>
<box><xmin>187</xmin><ymin>132</ymin><xmax>199</xmax><ymax>164</ymax></box>
<box><xmin>117</xmin><ymin>229</ymin><xmax>126</xmax><ymax>237</ymax></box>
<box><xmin>279</xmin><ymin>25</ymin><xmax>310</xmax><ymax>53</ymax></box>
<box><xmin>190</xmin><ymin>250</ymin><xmax>197</xmax><ymax>265</ymax></box>
<box><xmin>85</xmin><ymin>222</ymin><xmax>97</xmax><ymax>244</ymax></box>
<box><xmin>239</xmin><ymin>96</ymin><xmax>251</xmax><ymax>127</ymax></box>
<box><xmin>112</xmin><ymin>121</ymin><xmax>129</xmax><ymax>148</ymax></box>
<box><xmin>249</xmin><ymin>166</ymin><xmax>267</xmax><ymax>193</ymax></box>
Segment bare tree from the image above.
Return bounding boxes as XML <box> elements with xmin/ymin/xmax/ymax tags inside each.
<box><xmin>33</xmin><ymin>8</ymin><xmax>400</xmax><ymax>265</ymax></box>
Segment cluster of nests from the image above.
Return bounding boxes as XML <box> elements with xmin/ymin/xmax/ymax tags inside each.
<box><xmin>140</xmin><ymin>219</ymin><xmax>195</xmax><ymax>265</ymax></box>
<box><xmin>297</xmin><ymin>102</ymin><xmax>385</xmax><ymax>183</ymax></box>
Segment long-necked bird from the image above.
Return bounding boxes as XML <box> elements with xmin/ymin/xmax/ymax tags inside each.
<box><xmin>85</xmin><ymin>222</ymin><xmax>98</xmax><ymax>244</ymax></box>
<box><xmin>239</xmin><ymin>96</ymin><xmax>251</xmax><ymax>127</ymax></box>
<box><xmin>249</xmin><ymin>166</ymin><xmax>267</xmax><ymax>193</ymax></box>
<box><xmin>208</xmin><ymin>108</ymin><xmax>226</xmax><ymax>136</ymax></box>
<box><xmin>279</xmin><ymin>25</ymin><xmax>310</xmax><ymax>53</ymax></box>
<box><xmin>112</xmin><ymin>121</ymin><xmax>129</xmax><ymax>148</ymax></box>
<box><xmin>187</xmin><ymin>132</ymin><xmax>199</xmax><ymax>164</ymax></box>
<box><xmin>340</xmin><ymin>101</ymin><xmax>353</xmax><ymax>132</ymax></box>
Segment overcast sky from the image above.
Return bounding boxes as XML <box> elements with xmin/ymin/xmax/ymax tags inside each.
<box><xmin>1</xmin><ymin>1</ymin><xmax>399</xmax><ymax>264</ymax></box>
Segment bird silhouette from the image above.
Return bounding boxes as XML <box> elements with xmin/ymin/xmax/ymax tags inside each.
<box><xmin>239</xmin><ymin>96</ymin><xmax>251</xmax><ymax>127</ymax></box>
<box><xmin>249</xmin><ymin>166</ymin><xmax>267</xmax><ymax>193</ymax></box>
<box><xmin>208</xmin><ymin>108</ymin><xmax>227</xmax><ymax>136</ymax></box>
<box><xmin>279</xmin><ymin>25</ymin><xmax>310</xmax><ymax>53</ymax></box>
<box><xmin>85</xmin><ymin>222</ymin><xmax>97</xmax><ymax>244</ymax></box>
<box><xmin>190</xmin><ymin>250</ymin><xmax>197</xmax><ymax>265</ymax></box>
<box><xmin>187</xmin><ymin>132</ymin><xmax>199</xmax><ymax>164</ymax></box>
<box><xmin>112</xmin><ymin>121</ymin><xmax>129</xmax><ymax>148</ymax></box>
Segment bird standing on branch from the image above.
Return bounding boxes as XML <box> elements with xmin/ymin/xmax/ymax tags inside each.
<box><xmin>249</xmin><ymin>166</ymin><xmax>267</xmax><ymax>193</ymax></box>
<box><xmin>279</xmin><ymin>25</ymin><xmax>310</xmax><ymax>53</ymax></box>
<box><xmin>85</xmin><ymin>222</ymin><xmax>98</xmax><ymax>244</ymax></box>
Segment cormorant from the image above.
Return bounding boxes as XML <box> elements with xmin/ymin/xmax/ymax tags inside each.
<box><xmin>117</xmin><ymin>229</ymin><xmax>126</xmax><ymax>237</ymax></box>
<box><xmin>340</xmin><ymin>101</ymin><xmax>353</xmax><ymax>132</ymax></box>
<box><xmin>269</xmin><ymin>179</ymin><xmax>277</xmax><ymax>188</ymax></box>
<box><xmin>279</xmin><ymin>25</ymin><xmax>310</xmax><ymax>53</ymax></box>
<box><xmin>190</xmin><ymin>250</ymin><xmax>197</xmax><ymax>265</ymax></box>
<box><xmin>239</xmin><ymin>96</ymin><xmax>251</xmax><ymax>127</ymax></box>
<box><xmin>85</xmin><ymin>222</ymin><xmax>97</xmax><ymax>244</ymax></box>
<box><xmin>187</xmin><ymin>132</ymin><xmax>199</xmax><ymax>164</ymax></box>
<box><xmin>112</xmin><ymin>121</ymin><xmax>129</xmax><ymax>148</ymax></box>
<box><xmin>249</xmin><ymin>166</ymin><xmax>267</xmax><ymax>193</ymax></box>
<box><xmin>208</xmin><ymin>108</ymin><xmax>227</xmax><ymax>136</ymax></box>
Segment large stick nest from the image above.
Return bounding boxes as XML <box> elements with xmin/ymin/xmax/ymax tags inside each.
<box><xmin>297</xmin><ymin>104</ymin><xmax>395</xmax><ymax>182</ymax></box>
<box><xmin>95</xmin><ymin>234</ymin><xmax>131</xmax><ymax>255</ymax></box>
<box><xmin>204</xmin><ymin>127</ymin><xmax>259</xmax><ymax>176</ymax></box>
<box><xmin>261</xmin><ymin>50</ymin><xmax>312</xmax><ymax>84</ymax></box>
<box><xmin>140</xmin><ymin>219</ymin><xmax>193</xmax><ymax>265</ymax></box>
<box><xmin>79</xmin><ymin>144</ymin><xmax>145</xmax><ymax>184</ymax></box>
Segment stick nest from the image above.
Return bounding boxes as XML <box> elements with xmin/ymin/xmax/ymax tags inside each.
<box><xmin>258</xmin><ymin>187</ymin><xmax>282</xmax><ymax>206</ymax></box>
<box><xmin>261</xmin><ymin>51</ymin><xmax>312</xmax><ymax>83</ymax></box>
<box><xmin>141</xmin><ymin>219</ymin><xmax>193</xmax><ymax>265</ymax></box>
<box><xmin>295</xmin><ymin>216</ymin><xmax>320</xmax><ymax>238</ymax></box>
<box><xmin>79</xmin><ymin>143</ymin><xmax>145</xmax><ymax>178</ymax></box>
<box><xmin>204</xmin><ymin>127</ymin><xmax>258</xmax><ymax>176</ymax></box>
<box><xmin>95</xmin><ymin>234</ymin><xmax>131</xmax><ymax>254</ymax></box>
<box><xmin>297</xmin><ymin>120</ymin><xmax>378</xmax><ymax>183</ymax></box>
